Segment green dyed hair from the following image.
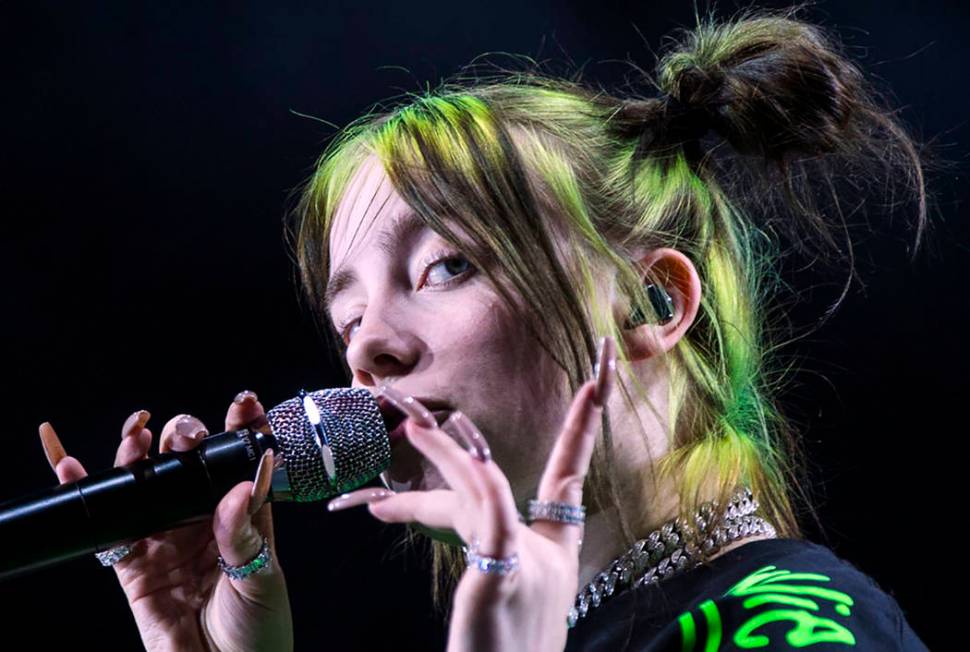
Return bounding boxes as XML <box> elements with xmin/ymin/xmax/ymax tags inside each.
<box><xmin>287</xmin><ymin>5</ymin><xmax>932</xmax><ymax>613</ymax></box>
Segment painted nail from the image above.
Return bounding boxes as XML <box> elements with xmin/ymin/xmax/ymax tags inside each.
<box><xmin>378</xmin><ymin>385</ymin><xmax>437</xmax><ymax>429</ymax></box>
<box><xmin>248</xmin><ymin>449</ymin><xmax>274</xmax><ymax>516</ymax></box>
<box><xmin>121</xmin><ymin>410</ymin><xmax>151</xmax><ymax>439</ymax></box>
<box><xmin>234</xmin><ymin>390</ymin><xmax>258</xmax><ymax>405</ymax></box>
<box><xmin>592</xmin><ymin>336</ymin><xmax>617</xmax><ymax>408</ymax></box>
<box><xmin>327</xmin><ymin>488</ymin><xmax>396</xmax><ymax>512</ymax></box>
<box><xmin>39</xmin><ymin>422</ymin><xmax>66</xmax><ymax>472</ymax></box>
<box><xmin>175</xmin><ymin>414</ymin><xmax>208</xmax><ymax>441</ymax></box>
<box><xmin>442</xmin><ymin>412</ymin><xmax>491</xmax><ymax>462</ymax></box>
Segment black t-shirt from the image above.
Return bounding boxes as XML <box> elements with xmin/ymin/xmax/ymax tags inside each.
<box><xmin>564</xmin><ymin>538</ymin><xmax>927</xmax><ymax>651</ymax></box>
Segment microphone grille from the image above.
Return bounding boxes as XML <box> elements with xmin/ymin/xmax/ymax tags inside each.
<box><xmin>266</xmin><ymin>388</ymin><xmax>389</xmax><ymax>501</ymax></box>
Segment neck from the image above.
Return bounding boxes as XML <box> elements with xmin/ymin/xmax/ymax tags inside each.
<box><xmin>577</xmin><ymin>507</ymin><xmax>625</xmax><ymax>588</ymax></box>
<box><xmin>576</xmin><ymin>471</ymin><xmax>681</xmax><ymax>588</ymax></box>
<box><xmin>574</xmin><ymin>357</ymin><xmax>770</xmax><ymax>587</ymax></box>
<box><xmin>577</xmin><ymin>487</ymin><xmax>778</xmax><ymax>590</ymax></box>
<box><xmin>575</xmin><ymin>429</ymin><xmax>684</xmax><ymax>588</ymax></box>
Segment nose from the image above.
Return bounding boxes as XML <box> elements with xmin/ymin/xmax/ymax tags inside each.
<box><xmin>345</xmin><ymin>312</ymin><xmax>418</xmax><ymax>387</ymax></box>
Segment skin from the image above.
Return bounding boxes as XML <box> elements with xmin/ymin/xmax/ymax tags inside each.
<box><xmin>40</xmin><ymin>152</ymin><xmax>771</xmax><ymax>651</ymax></box>
<box><xmin>326</xmin><ymin>155</ymin><xmax>775</xmax><ymax>600</ymax></box>
<box><xmin>43</xmin><ymin>398</ymin><xmax>293</xmax><ymax>651</ymax></box>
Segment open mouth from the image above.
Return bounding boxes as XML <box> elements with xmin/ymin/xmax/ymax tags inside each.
<box><xmin>377</xmin><ymin>396</ymin><xmax>406</xmax><ymax>430</ymax></box>
<box><xmin>376</xmin><ymin>396</ymin><xmax>456</xmax><ymax>494</ymax></box>
<box><xmin>376</xmin><ymin>395</ymin><xmax>452</xmax><ymax>446</ymax></box>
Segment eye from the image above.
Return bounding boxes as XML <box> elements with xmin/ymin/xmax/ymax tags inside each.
<box><xmin>419</xmin><ymin>251</ymin><xmax>475</xmax><ymax>289</ymax></box>
<box><xmin>336</xmin><ymin>250</ymin><xmax>475</xmax><ymax>350</ymax></box>
<box><xmin>335</xmin><ymin>317</ymin><xmax>360</xmax><ymax>351</ymax></box>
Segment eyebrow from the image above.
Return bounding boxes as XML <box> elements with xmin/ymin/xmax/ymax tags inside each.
<box><xmin>324</xmin><ymin>210</ymin><xmax>428</xmax><ymax>314</ymax></box>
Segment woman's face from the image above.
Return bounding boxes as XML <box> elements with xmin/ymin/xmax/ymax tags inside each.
<box><xmin>326</xmin><ymin>156</ymin><xmax>574</xmax><ymax>506</ymax></box>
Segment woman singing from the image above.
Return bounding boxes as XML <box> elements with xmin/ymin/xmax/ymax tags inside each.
<box><xmin>39</xmin><ymin>7</ymin><xmax>930</xmax><ymax>650</ymax></box>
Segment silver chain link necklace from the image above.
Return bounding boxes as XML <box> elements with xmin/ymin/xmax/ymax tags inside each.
<box><xmin>568</xmin><ymin>485</ymin><xmax>777</xmax><ymax>628</ymax></box>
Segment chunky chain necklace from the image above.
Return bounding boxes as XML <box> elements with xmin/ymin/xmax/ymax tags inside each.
<box><xmin>568</xmin><ymin>486</ymin><xmax>777</xmax><ymax>628</ymax></box>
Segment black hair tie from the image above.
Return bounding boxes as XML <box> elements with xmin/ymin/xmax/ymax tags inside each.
<box><xmin>660</xmin><ymin>93</ymin><xmax>714</xmax><ymax>147</ymax></box>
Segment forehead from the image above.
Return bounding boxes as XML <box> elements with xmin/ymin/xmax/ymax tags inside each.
<box><xmin>327</xmin><ymin>152</ymin><xmax>585</xmax><ymax>281</ymax></box>
<box><xmin>328</xmin><ymin>155</ymin><xmax>408</xmax><ymax>268</ymax></box>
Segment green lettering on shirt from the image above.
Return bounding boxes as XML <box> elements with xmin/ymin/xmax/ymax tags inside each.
<box><xmin>677</xmin><ymin>564</ymin><xmax>857</xmax><ymax>650</ymax></box>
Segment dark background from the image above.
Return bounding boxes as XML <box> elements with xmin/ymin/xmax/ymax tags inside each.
<box><xmin>1</xmin><ymin>1</ymin><xmax>964</xmax><ymax>649</ymax></box>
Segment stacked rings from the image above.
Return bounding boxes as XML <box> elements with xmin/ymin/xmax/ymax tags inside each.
<box><xmin>217</xmin><ymin>536</ymin><xmax>273</xmax><ymax>580</ymax></box>
<box><xmin>463</xmin><ymin>540</ymin><xmax>519</xmax><ymax>576</ymax></box>
<box><xmin>528</xmin><ymin>499</ymin><xmax>585</xmax><ymax>526</ymax></box>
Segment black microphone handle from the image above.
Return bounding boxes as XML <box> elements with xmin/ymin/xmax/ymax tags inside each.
<box><xmin>0</xmin><ymin>427</ymin><xmax>276</xmax><ymax>581</ymax></box>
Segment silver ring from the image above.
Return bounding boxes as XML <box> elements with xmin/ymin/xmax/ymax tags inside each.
<box><xmin>462</xmin><ymin>540</ymin><xmax>519</xmax><ymax>576</ymax></box>
<box><xmin>217</xmin><ymin>536</ymin><xmax>272</xmax><ymax>580</ymax></box>
<box><xmin>95</xmin><ymin>543</ymin><xmax>133</xmax><ymax>567</ymax></box>
<box><xmin>527</xmin><ymin>499</ymin><xmax>586</xmax><ymax>526</ymax></box>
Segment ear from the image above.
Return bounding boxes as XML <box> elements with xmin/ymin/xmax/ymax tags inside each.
<box><xmin>616</xmin><ymin>247</ymin><xmax>702</xmax><ymax>362</ymax></box>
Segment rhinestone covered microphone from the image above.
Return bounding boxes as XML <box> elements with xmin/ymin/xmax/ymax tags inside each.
<box><xmin>0</xmin><ymin>387</ymin><xmax>389</xmax><ymax>581</ymax></box>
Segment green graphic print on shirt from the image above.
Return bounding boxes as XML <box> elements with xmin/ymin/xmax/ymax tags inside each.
<box><xmin>676</xmin><ymin>564</ymin><xmax>857</xmax><ymax>650</ymax></box>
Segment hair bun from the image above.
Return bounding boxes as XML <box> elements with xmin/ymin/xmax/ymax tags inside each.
<box><xmin>644</xmin><ymin>66</ymin><xmax>729</xmax><ymax>160</ymax></box>
<box><xmin>659</xmin><ymin>92</ymin><xmax>718</xmax><ymax>147</ymax></box>
<box><xmin>669</xmin><ymin>64</ymin><xmax>727</xmax><ymax>107</ymax></box>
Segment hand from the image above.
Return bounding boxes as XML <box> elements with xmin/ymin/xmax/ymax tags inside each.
<box><xmin>329</xmin><ymin>337</ymin><xmax>617</xmax><ymax>652</ymax></box>
<box><xmin>38</xmin><ymin>391</ymin><xmax>294</xmax><ymax>651</ymax></box>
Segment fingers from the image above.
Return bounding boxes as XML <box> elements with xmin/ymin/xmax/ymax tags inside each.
<box><xmin>592</xmin><ymin>335</ymin><xmax>617</xmax><ymax>408</ymax></box>
<box><xmin>381</xmin><ymin>385</ymin><xmax>519</xmax><ymax>559</ymax></box>
<box><xmin>121</xmin><ymin>410</ymin><xmax>151</xmax><ymax>440</ymax></box>
<box><xmin>247</xmin><ymin>448</ymin><xmax>278</xmax><ymax>568</ymax></box>
<box><xmin>159</xmin><ymin>414</ymin><xmax>209</xmax><ymax>454</ymax></box>
<box><xmin>115</xmin><ymin>410</ymin><xmax>153</xmax><ymax>466</ymax></box>
<box><xmin>443</xmin><ymin>411</ymin><xmax>491</xmax><ymax>462</ymax></box>
<box><xmin>532</xmin><ymin>336</ymin><xmax>616</xmax><ymax>550</ymax></box>
<box><xmin>211</xmin><ymin>448</ymin><xmax>282</xmax><ymax>602</ymax></box>
<box><xmin>328</xmin><ymin>487</ymin><xmax>396</xmax><ymax>511</ymax></box>
<box><xmin>41</xmin><ymin>409</ymin><xmax>154</xmax><ymax>485</ymax></box>
<box><xmin>336</xmin><ymin>386</ymin><xmax>521</xmax><ymax>562</ymax></box>
<box><xmin>328</xmin><ymin>488</ymin><xmax>468</xmax><ymax>548</ymax></box>
<box><xmin>226</xmin><ymin>390</ymin><xmax>268</xmax><ymax>432</ymax></box>
<box><xmin>332</xmin><ymin>488</ymin><xmax>458</xmax><ymax>531</ymax></box>
<box><xmin>39</xmin><ymin>422</ymin><xmax>88</xmax><ymax>483</ymax></box>
<box><xmin>438</xmin><ymin>412</ymin><xmax>520</xmax><ymax>555</ymax></box>
<box><xmin>39</xmin><ymin>422</ymin><xmax>68</xmax><ymax>473</ymax></box>
<box><xmin>248</xmin><ymin>449</ymin><xmax>274</xmax><ymax>517</ymax></box>
<box><xmin>379</xmin><ymin>387</ymin><xmax>487</xmax><ymax>501</ymax></box>
<box><xmin>536</xmin><ymin>382</ymin><xmax>601</xmax><ymax>501</ymax></box>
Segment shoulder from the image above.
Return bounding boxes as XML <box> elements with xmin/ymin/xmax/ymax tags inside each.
<box><xmin>566</xmin><ymin>538</ymin><xmax>927</xmax><ymax>652</ymax></box>
<box><xmin>668</xmin><ymin>538</ymin><xmax>926</xmax><ymax>651</ymax></box>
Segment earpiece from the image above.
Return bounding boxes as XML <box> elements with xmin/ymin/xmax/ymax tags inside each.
<box><xmin>623</xmin><ymin>284</ymin><xmax>674</xmax><ymax>329</ymax></box>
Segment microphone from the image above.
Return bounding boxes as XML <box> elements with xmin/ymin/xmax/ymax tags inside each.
<box><xmin>0</xmin><ymin>387</ymin><xmax>389</xmax><ymax>581</ymax></box>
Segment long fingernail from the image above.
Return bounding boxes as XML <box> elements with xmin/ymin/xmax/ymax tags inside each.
<box><xmin>234</xmin><ymin>390</ymin><xmax>258</xmax><ymax>405</ymax></box>
<box><xmin>592</xmin><ymin>336</ymin><xmax>616</xmax><ymax>408</ymax></box>
<box><xmin>442</xmin><ymin>411</ymin><xmax>491</xmax><ymax>462</ymax></box>
<box><xmin>327</xmin><ymin>488</ymin><xmax>396</xmax><ymax>512</ymax></box>
<box><xmin>122</xmin><ymin>410</ymin><xmax>151</xmax><ymax>440</ymax></box>
<box><xmin>378</xmin><ymin>385</ymin><xmax>436</xmax><ymax>429</ymax></box>
<box><xmin>39</xmin><ymin>422</ymin><xmax>66</xmax><ymax>472</ymax></box>
<box><xmin>175</xmin><ymin>414</ymin><xmax>208</xmax><ymax>441</ymax></box>
<box><xmin>248</xmin><ymin>449</ymin><xmax>274</xmax><ymax>516</ymax></box>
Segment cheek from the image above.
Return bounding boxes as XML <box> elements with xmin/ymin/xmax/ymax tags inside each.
<box><xmin>437</xmin><ymin>296</ymin><xmax>572</xmax><ymax>492</ymax></box>
<box><xmin>437</xmin><ymin>295</ymin><xmax>538</xmax><ymax>397</ymax></box>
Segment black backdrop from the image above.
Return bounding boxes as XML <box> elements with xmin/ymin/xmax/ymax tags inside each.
<box><xmin>1</xmin><ymin>1</ymin><xmax>964</xmax><ymax>649</ymax></box>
